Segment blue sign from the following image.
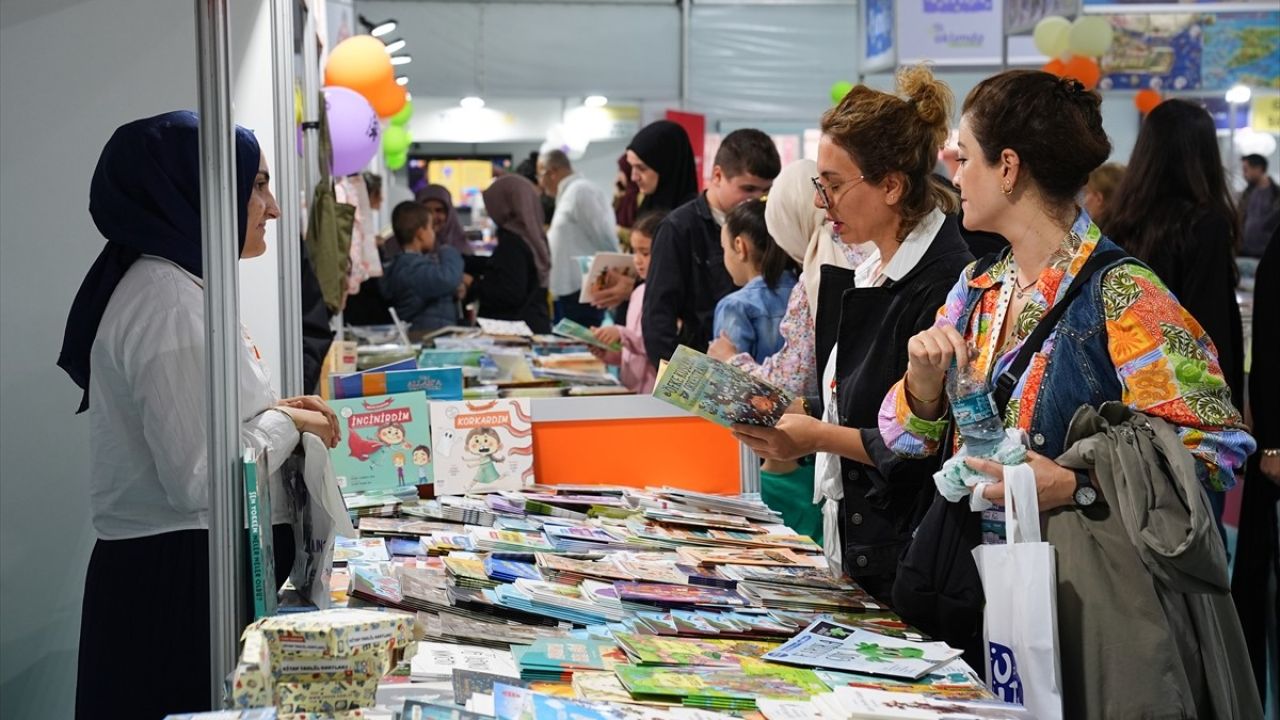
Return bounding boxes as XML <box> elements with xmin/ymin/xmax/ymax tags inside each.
<box><xmin>1201</xmin><ymin>97</ymin><xmax>1253</xmax><ymax>130</ymax></box>
<box><xmin>988</xmin><ymin>641</ymin><xmax>1024</xmax><ymax>705</ymax></box>
<box><xmin>864</xmin><ymin>0</ymin><xmax>895</xmax><ymax>72</ymax></box>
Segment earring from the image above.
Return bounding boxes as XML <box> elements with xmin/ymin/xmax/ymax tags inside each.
<box><xmin>1002</xmin><ymin>182</ymin><xmax>1013</xmax><ymax>196</ymax></box>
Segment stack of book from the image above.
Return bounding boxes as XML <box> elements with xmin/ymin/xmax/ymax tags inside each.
<box><xmin>510</xmin><ymin>638</ymin><xmax>622</xmax><ymax>682</ymax></box>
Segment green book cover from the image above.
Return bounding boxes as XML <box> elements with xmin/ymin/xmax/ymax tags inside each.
<box><xmin>328</xmin><ymin>392</ymin><xmax>434</xmax><ymax>493</ymax></box>
<box><xmin>612</xmin><ymin>633</ymin><xmax>780</xmax><ymax>667</ymax></box>
<box><xmin>243</xmin><ymin>447</ymin><xmax>276</xmax><ymax>619</ymax></box>
<box><xmin>513</xmin><ymin>639</ymin><xmax>615</xmax><ymax>672</ymax></box>
<box><xmin>614</xmin><ymin>659</ymin><xmax>829</xmax><ymax>704</ymax></box>
<box><xmin>551</xmin><ymin>318</ymin><xmax>620</xmax><ymax>352</ymax></box>
<box><xmin>652</xmin><ymin>345</ymin><xmax>792</xmax><ymax>427</ymax></box>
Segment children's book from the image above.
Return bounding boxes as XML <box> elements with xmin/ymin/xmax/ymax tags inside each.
<box><xmin>652</xmin><ymin>345</ymin><xmax>792</xmax><ymax>427</ymax></box>
<box><xmin>430</xmin><ymin>399</ymin><xmax>535</xmax><ymax>495</ymax></box>
<box><xmin>419</xmin><ymin>348</ymin><xmax>488</xmax><ymax>369</ymax></box>
<box><xmin>613</xmin><ymin>582</ymin><xmax>750</xmax><ymax>609</ymax></box>
<box><xmin>612</xmin><ymin>633</ymin><xmax>782</xmax><ymax>667</ymax></box>
<box><xmin>452</xmin><ymin>670</ymin><xmax>531</xmax><ymax>705</ymax></box>
<box><xmin>409</xmin><ymin>642</ymin><xmax>519</xmax><ymax>680</ymax></box>
<box><xmin>332</xmin><ymin>366</ymin><xmax>464</xmax><ymax>401</ymax></box>
<box><xmin>329</xmin><ymin>392</ymin><xmax>435</xmax><ymax>493</ymax></box>
<box><xmin>403</xmin><ymin>699</ymin><xmax>493</xmax><ymax>720</ymax></box>
<box><xmin>333</xmin><ymin>536</ymin><xmax>391</xmax><ymax>565</ymax></box>
<box><xmin>718</xmin><ymin>565</ymin><xmax>853</xmax><ymax>591</ymax></box>
<box><xmin>829</xmin><ymin>686</ymin><xmax>1032</xmax><ymax>719</ymax></box>
<box><xmin>613</xmin><ymin>658</ymin><xmax>830</xmax><ymax>708</ymax></box>
<box><xmin>762</xmin><ymin>620</ymin><xmax>963</xmax><ymax>681</ymax></box>
<box><xmin>243</xmin><ymin>447</ymin><xmax>276</xmax><ymax>619</ymax></box>
<box><xmin>578</xmin><ymin>252</ymin><xmax>637</xmax><ymax>303</ymax></box>
<box><xmin>814</xmin><ymin>658</ymin><xmax>994</xmax><ymax>702</ymax></box>
<box><xmin>552</xmin><ymin>318</ymin><xmax>620</xmax><ymax>352</ymax></box>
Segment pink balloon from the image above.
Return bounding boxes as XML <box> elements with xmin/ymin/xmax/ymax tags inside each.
<box><xmin>323</xmin><ymin>86</ymin><xmax>380</xmax><ymax>176</ymax></box>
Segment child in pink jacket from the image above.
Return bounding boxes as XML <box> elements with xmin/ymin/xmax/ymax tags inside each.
<box><xmin>590</xmin><ymin>213</ymin><xmax>664</xmax><ymax>393</ymax></box>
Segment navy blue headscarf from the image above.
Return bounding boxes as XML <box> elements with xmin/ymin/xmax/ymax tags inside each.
<box><xmin>58</xmin><ymin>110</ymin><xmax>262</xmax><ymax>412</ymax></box>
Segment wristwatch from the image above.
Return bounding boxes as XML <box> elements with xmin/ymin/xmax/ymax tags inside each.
<box><xmin>1073</xmin><ymin>470</ymin><xmax>1098</xmax><ymax>507</ymax></box>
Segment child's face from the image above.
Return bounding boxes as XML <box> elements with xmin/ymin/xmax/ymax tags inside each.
<box><xmin>415</xmin><ymin>221</ymin><xmax>437</xmax><ymax>253</ymax></box>
<box><xmin>720</xmin><ymin>224</ymin><xmax>751</xmax><ymax>287</ymax></box>
<box><xmin>468</xmin><ymin>433</ymin><xmax>500</xmax><ymax>456</ymax></box>
<box><xmin>631</xmin><ymin>232</ymin><xmax>652</xmax><ymax>279</ymax></box>
<box><xmin>412</xmin><ymin>449</ymin><xmax>430</xmax><ymax>466</ymax></box>
<box><xmin>378</xmin><ymin>426</ymin><xmax>405</xmax><ymax>445</ymax></box>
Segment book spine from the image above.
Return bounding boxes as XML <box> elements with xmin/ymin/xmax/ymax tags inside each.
<box><xmin>245</xmin><ymin>464</ymin><xmax>268</xmax><ymax>619</ymax></box>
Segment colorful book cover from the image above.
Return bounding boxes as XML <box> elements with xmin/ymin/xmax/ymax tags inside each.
<box><xmin>493</xmin><ymin>682</ymin><xmax>537</xmax><ymax>719</ymax></box>
<box><xmin>676</xmin><ymin>547</ymin><xmax>807</xmax><ymax>567</ymax></box>
<box><xmin>762</xmin><ymin>620</ymin><xmax>963</xmax><ymax>680</ymax></box>
<box><xmin>814</xmin><ymin>658</ymin><xmax>994</xmax><ymax>702</ymax></box>
<box><xmin>431</xmin><ymin>399</ymin><xmax>535</xmax><ymax>495</ymax></box>
<box><xmin>613</xmin><ymin>658</ymin><xmax>829</xmax><ymax>704</ymax></box>
<box><xmin>403</xmin><ymin>699</ymin><xmax>493</xmax><ymax>720</ymax></box>
<box><xmin>329</xmin><ymin>392</ymin><xmax>435</xmax><ymax>493</ymax></box>
<box><xmin>613</xmin><ymin>582</ymin><xmax>749</xmax><ymax>608</ymax></box>
<box><xmin>613</xmin><ymin>633</ymin><xmax>781</xmax><ymax>667</ymax></box>
<box><xmin>243</xmin><ymin>447</ymin><xmax>276</xmax><ymax>619</ymax></box>
<box><xmin>551</xmin><ymin>318</ymin><xmax>620</xmax><ymax>352</ymax></box>
<box><xmin>578</xmin><ymin>252</ymin><xmax>637</xmax><ymax>303</ymax></box>
<box><xmin>513</xmin><ymin>638</ymin><xmax>615</xmax><ymax>673</ymax></box>
<box><xmin>530</xmin><ymin>693</ymin><xmax>617</xmax><ymax>720</ymax></box>
<box><xmin>452</xmin><ymin>670</ymin><xmax>531</xmax><ymax>705</ymax></box>
<box><xmin>652</xmin><ymin>345</ymin><xmax>792</xmax><ymax>427</ymax></box>
<box><xmin>331</xmin><ymin>366</ymin><xmax>464</xmax><ymax>401</ymax></box>
<box><xmin>333</xmin><ymin>537</ymin><xmax>391</xmax><ymax>564</ymax></box>
<box><xmin>829</xmin><ymin>686</ymin><xmax>1031</xmax><ymax>719</ymax></box>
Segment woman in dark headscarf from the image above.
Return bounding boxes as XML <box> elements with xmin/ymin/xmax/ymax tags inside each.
<box><xmin>471</xmin><ymin>175</ymin><xmax>553</xmax><ymax>333</ymax></box>
<box><xmin>60</xmin><ymin>111</ymin><xmax>339</xmax><ymax>719</ymax></box>
<box><xmin>416</xmin><ymin>184</ymin><xmax>472</xmax><ymax>256</ymax></box>
<box><xmin>614</xmin><ymin>152</ymin><xmax>643</xmax><ymax>230</ymax></box>
<box><xmin>626</xmin><ymin>120</ymin><xmax>699</xmax><ymax>215</ymax></box>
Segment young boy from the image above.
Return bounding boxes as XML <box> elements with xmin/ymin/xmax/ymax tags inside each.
<box><xmin>379</xmin><ymin>201</ymin><xmax>465</xmax><ymax>335</ymax></box>
<box><xmin>642</xmin><ymin>129</ymin><xmax>780</xmax><ymax>365</ymax></box>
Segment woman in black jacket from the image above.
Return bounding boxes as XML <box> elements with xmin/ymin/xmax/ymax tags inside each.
<box><xmin>733</xmin><ymin>66</ymin><xmax>973</xmax><ymax>602</ymax></box>
<box><xmin>470</xmin><ymin>175</ymin><xmax>553</xmax><ymax>333</ymax></box>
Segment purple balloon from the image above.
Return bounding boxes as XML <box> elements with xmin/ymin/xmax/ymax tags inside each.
<box><xmin>323</xmin><ymin>86</ymin><xmax>380</xmax><ymax>176</ymax></box>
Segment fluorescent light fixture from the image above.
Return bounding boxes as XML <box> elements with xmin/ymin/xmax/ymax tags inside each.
<box><xmin>396</xmin><ymin>76</ymin><xmax>409</xmax><ymax>86</ymax></box>
<box><xmin>460</xmin><ymin>96</ymin><xmax>486</xmax><ymax>110</ymax></box>
<box><xmin>1225</xmin><ymin>84</ymin><xmax>1251</xmax><ymax>104</ymax></box>
<box><xmin>371</xmin><ymin>20</ymin><xmax>397</xmax><ymax>37</ymax></box>
<box><xmin>584</xmin><ymin>95</ymin><xmax>608</xmax><ymax>108</ymax></box>
<box><xmin>390</xmin><ymin>55</ymin><xmax>412</xmax><ymax>66</ymax></box>
<box><xmin>383</xmin><ymin>38</ymin><xmax>406</xmax><ymax>54</ymax></box>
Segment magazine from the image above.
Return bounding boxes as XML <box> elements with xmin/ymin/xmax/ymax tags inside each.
<box><xmin>652</xmin><ymin>345</ymin><xmax>792</xmax><ymax>427</ymax></box>
<box><xmin>431</xmin><ymin>399</ymin><xmax>535</xmax><ymax>495</ymax></box>
<box><xmin>578</xmin><ymin>252</ymin><xmax>637</xmax><ymax>303</ymax></box>
<box><xmin>329</xmin><ymin>392</ymin><xmax>435</xmax><ymax>492</ymax></box>
<box><xmin>762</xmin><ymin>620</ymin><xmax>963</xmax><ymax>681</ymax></box>
<box><xmin>552</xmin><ymin>318</ymin><xmax>620</xmax><ymax>351</ymax></box>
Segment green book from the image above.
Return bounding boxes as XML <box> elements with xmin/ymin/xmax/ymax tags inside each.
<box><xmin>614</xmin><ymin>659</ymin><xmax>829</xmax><ymax>708</ymax></box>
<box><xmin>552</xmin><ymin>318</ymin><xmax>620</xmax><ymax>352</ymax></box>
<box><xmin>652</xmin><ymin>345</ymin><xmax>792</xmax><ymax>428</ymax></box>
<box><xmin>243</xmin><ymin>447</ymin><xmax>276</xmax><ymax>619</ymax></box>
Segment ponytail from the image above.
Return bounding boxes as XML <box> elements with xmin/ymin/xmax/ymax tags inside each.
<box><xmin>725</xmin><ymin>198</ymin><xmax>798</xmax><ymax>291</ymax></box>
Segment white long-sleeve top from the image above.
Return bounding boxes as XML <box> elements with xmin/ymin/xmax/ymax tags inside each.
<box><xmin>547</xmin><ymin>174</ymin><xmax>620</xmax><ymax>297</ymax></box>
<box><xmin>87</xmin><ymin>256</ymin><xmax>300</xmax><ymax>540</ymax></box>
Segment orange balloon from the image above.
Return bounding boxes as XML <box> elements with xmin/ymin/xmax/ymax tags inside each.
<box><xmin>1134</xmin><ymin>89</ymin><xmax>1162</xmax><ymax>115</ymax></box>
<box><xmin>367</xmin><ymin>81</ymin><xmax>407</xmax><ymax>119</ymax></box>
<box><xmin>1042</xmin><ymin>59</ymin><xmax>1066</xmax><ymax>76</ymax></box>
<box><xmin>324</xmin><ymin>35</ymin><xmax>394</xmax><ymax>98</ymax></box>
<box><xmin>1062</xmin><ymin>55</ymin><xmax>1101</xmax><ymax>90</ymax></box>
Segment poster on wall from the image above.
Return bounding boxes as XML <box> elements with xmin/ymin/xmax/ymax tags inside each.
<box><xmin>1006</xmin><ymin>0</ymin><xmax>1081</xmax><ymax>35</ymax></box>
<box><xmin>897</xmin><ymin>0</ymin><xmax>1007</xmax><ymax>66</ymax></box>
<box><xmin>1099</xmin><ymin>12</ymin><xmax>1279</xmax><ymax>91</ymax></box>
<box><xmin>863</xmin><ymin>0</ymin><xmax>896</xmax><ymax>72</ymax></box>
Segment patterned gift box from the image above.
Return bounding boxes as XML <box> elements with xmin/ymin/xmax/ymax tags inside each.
<box><xmin>275</xmin><ymin>677</ymin><xmax>380</xmax><ymax>713</ymax></box>
<box><xmin>254</xmin><ymin>609</ymin><xmax>413</xmax><ymax>657</ymax></box>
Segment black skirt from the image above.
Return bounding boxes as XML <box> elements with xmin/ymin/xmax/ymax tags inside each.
<box><xmin>75</xmin><ymin>525</ymin><xmax>294</xmax><ymax>720</ymax></box>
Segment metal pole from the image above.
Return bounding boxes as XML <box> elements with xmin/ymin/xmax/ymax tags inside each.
<box><xmin>195</xmin><ymin>0</ymin><xmax>244</xmax><ymax>707</ymax></box>
<box><xmin>301</xmin><ymin>9</ymin><xmax>321</xmax><ymax>199</ymax></box>
<box><xmin>272</xmin><ymin>0</ymin><xmax>303</xmax><ymax>396</ymax></box>
<box><xmin>679</xmin><ymin>0</ymin><xmax>690</xmax><ymax>108</ymax></box>
<box><xmin>739</xmin><ymin>442</ymin><xmax>761</xmax><ymax>495</ymax></box>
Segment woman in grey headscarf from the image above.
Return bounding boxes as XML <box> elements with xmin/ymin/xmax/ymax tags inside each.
<box><xmin>470</xmin><ymin>175</ymin><xmax>552</xmax><ymax>333</ymax></box>
<box><xmin>416</xmin><ymin>184</ymin><xmax>472</xmax><ymax>256</ymax></box>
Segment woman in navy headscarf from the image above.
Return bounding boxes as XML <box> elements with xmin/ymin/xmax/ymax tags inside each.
<box><xmin>60</xmin><ymin>111</ymin><xmax>339</xmax><ymax>719</ymax></box>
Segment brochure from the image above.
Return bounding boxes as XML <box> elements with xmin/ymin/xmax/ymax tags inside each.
<box><xmin>762</xmin><ymin>620</ymin><xmax>963</xmax><ymax>681</ymax></box>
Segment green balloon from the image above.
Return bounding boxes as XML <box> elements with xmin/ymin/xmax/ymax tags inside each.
<box><xmin>383</xmin><ymin>124</ymin><xmax>411</xmax><ymax>156</ymax></box>
<box><xmin>390</xmin><ymin>98</ymin><xmax>413</xmax><ymax>127</ymax></box>
<box><xmin>830</xmin><ymin>81</ymin><xmax>854</xmax><ymax>105</ymax></box>
<box><xmin>385</xmin><ymin>150</ymin><xmax>408</xmax><ymax>171</ymax></box>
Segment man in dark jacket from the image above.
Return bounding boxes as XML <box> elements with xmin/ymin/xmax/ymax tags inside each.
<box><xmin>1241</xmin><ymin>154</ymin><xmax>1280</xmax><ymax>257</ymax></box>
<box><xmin>642</xmin><ymin>129</ymin><xmax>780</xmax><ymax>365</ymax></box>
<box><xmin>379</xmin><ymin>201</ymin><xmax>465</xmax><ymax>335</ymax></box>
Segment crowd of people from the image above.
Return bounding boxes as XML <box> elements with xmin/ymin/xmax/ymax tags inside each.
<box><xmin>61</xmin><ymin>67</ymin><xmax>1280</xmax><ymax>719</ymax></box>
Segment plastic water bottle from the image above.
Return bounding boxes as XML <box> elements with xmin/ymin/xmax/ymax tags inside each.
<box><xmin>947</xmin><ymin>355</ymin><xmax>1004</xmax><ymax>457</ymax></box>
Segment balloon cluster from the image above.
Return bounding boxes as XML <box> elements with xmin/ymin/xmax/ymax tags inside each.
<box><xmin>1033</xmin><ymin>15</ymin><xmax>1112</xmax><ymax>91</ymax></box>
<box><xmin>383</xmin><ymin>100</ymin><xmax>413</xmax><ymax>171</ymax></box>
<box><xmin>320</xmin><ymin>35</ymin><xmax>413</xmax><ymax>175</ymax></box>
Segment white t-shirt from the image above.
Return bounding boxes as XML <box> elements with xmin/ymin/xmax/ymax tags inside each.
<box><xmin>87</xmin><ymin>256</ymin><xmax>300</xmax><ymax>540</ymax></box>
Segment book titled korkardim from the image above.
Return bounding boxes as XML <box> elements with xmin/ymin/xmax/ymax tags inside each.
<box><xmin>652</xmin><ymin>345</ymin><xmax>792</xmax><ymax>427</ymax></box>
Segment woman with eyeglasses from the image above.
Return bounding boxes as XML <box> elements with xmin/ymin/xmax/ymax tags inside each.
<box><xmin>732</xmin><ymin>66</ymin><xmax>973</xmax><ymax>601</ymax></box>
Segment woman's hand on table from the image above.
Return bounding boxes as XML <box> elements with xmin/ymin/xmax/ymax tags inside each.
<box><xmin>278</xmin><ymin>396</ymin><xmax>340</xmax><ymax>448</ymax></box>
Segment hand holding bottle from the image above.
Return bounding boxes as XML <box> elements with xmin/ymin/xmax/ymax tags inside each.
<box><xmin>905</xmin><ymin>324</ymin><xmax>968</xmax><ymax>412</ymax></box>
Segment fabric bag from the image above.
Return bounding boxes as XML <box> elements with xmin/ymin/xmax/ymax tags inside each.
<box><xmin>972</xmin><ymin>465</ymin><xmax>1063</xmax><ymax>720</ymax></box>
<box><xmin>303</xmin><ymin>94</ymin><xmax>355</xmax><ymax>313</ymax></box>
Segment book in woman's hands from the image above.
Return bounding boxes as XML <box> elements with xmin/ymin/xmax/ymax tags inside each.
<box><xmin>652</xmin><ymin>345</ymin><xmax>792</xmax><ymax>427</ymax></box>
<box><xmin>551</xmin><ymin>318</ymin><xmax>620</xmax><ymax>351</ymax></box>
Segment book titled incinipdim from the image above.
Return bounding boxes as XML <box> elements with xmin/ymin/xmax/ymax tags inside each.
<box><xmin>652</xmin><ymin>345</ymin><xmax>792</xmax><ymax>427</ymax></box>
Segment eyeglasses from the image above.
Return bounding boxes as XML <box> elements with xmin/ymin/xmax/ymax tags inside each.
<box><xmin>811</xmin><ymin>175</ymin><xmax>865</xmax><ymax>210</ymax></box>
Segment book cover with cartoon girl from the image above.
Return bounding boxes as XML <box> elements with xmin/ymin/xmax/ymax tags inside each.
<box><xmin>430</xmin><ymin>399</ymin><xmax>534</xmax><ymax>495</ymax></box>
<box><xmin>328</xmin><ymin>392</ymin><xmax>434</xmax><ymax>494</ymax></box>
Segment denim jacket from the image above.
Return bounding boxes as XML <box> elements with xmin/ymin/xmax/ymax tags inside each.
<box><xmin>713</xmin><ymin>272</ymin><xmax>797</xmax><ymax>364</ymax></box>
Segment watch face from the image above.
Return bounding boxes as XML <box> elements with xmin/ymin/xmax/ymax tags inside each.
<box><xmin>1075</xmin><ymin>485</ymin><xmax>1098</xmax><ymax>507</ymax></box>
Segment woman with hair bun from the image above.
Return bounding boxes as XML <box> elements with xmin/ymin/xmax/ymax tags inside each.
<box><xmin>882</xmin><ymin>70</ymin><xmax>1257</xmax><ymax>717</ymax></box>
<box><xmin>733</xmin><ymin>66</ymin><xmax>973</xmax><ymax>601</ymax></box>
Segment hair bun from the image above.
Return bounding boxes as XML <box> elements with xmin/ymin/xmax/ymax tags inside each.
<box><xmin>896</xmin><ymin>64</ymin><xmax>954</xmax><ymax>146</ymax></box>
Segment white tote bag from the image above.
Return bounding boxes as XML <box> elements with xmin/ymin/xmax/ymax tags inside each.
<box><xmin>972</xmin><ymin>465</ymin><xmax>1063</xmax><ymax>720</ymax></box>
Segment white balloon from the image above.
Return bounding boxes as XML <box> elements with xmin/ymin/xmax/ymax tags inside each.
<box><xmin>1068</xmin><ymin>16</ymin><xmax>1114</xmax><ymax>57</ymax></box>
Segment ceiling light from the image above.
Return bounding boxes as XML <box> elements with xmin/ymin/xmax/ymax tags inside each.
<box><xmin>370</xmin><ymin>21</ymin><xmax>397</xmax><ymax>37</ymax></box>
<box><xmin>383</xmin><ymin>38</ymin><xmax>406</xmax><ymax>54</ymax></box>
<box><xmin>390</xmin><ymin>55</ymin><xmax>412</xmax><ymax>66</ymax></box>
<box><xmin>460</xmin><ymin>96</ymin><xmax>485</xmax><ymax>110</ymax></box>
<box><xmin>584</xmin><ymin>95</ymin><xmax>608</xmax><ymax>108</ymax></box>
<box><xmin>396</xmin><ymin>76</ymin><xmax>409</xmax><ymax>86</ymax></box>
<box><xmin>1225</xmin><ymin>84</ymin><xmax>1251</xmax><ymax>105</ymax></box>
